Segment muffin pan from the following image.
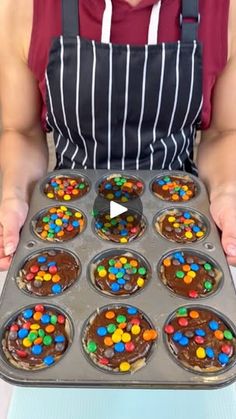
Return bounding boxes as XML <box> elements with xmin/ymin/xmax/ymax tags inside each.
<box><xmin>0</xmin><ymin>169</ymin><xmax>236</xmax><ymax>388</ymax></box>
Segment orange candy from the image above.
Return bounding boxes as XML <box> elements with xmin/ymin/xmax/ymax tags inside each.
<box><xmin>183</xmin><ymin>265</ymin><xmax>190</xmax><ymax>272</ymax></box>
<box><xmin>34</xmin><ymin>337</ymin><xmax>43</xmax><ymax>345</ymax></box>
<box><xmin>41</xmin><ymin>231</ymin><xmax>48</xmax><ymax>239</ymax></box>
<box><xmin>33</xmin><ymin>312</ymin><xmax>42</xmax><ymax>321</ymax></box>
<box><xmin>57</xmin><ymin>231</ymin><xmax>65</xmax><ymax>237</ymax></box>
<box><xmin>130</xmin><ymin>260</ymin><xmax>138</xmax><ymax>267</ymax></box>
<box><xmin>214</xmin><ymin>330</ymin><xmax>224</xmax><ymax>340</ymax></box>
<box><xmin>189</xmin><ymin>310</ymin><xmax>199</xmax><ymax>319</ymax></box>
<box><xmin>183</xmin><ymin>275</ymin><xmax>193</xmax><ymax>284</ymax></box>
<box><xmin>105</xmin><ymin>311</ymin><xmax>115</xmax><ymax>319</ymax></box>
<box><xmin>49</xmin><ymin>208</ymin><xmax>57</xmax><ymax>214</ymax></box>
<box><xmin>45</xmin><ymin>325</ymin><xmax>55</xmax><ymax>334</ymax></box>
<box><xmin>108</xmin><ymin>274</ymin><xmax>116</xmax><ymax>281</ymax></box>
<box><xmin>172</xmin><ymin>194</ymin><xmax>179</xmax><ymax>201</ymax></box>
<box><xmin>52</xmin><ymin>274</ymin><xmax>61</xmax><ymax>283</ymax></box>
<box><xmin>118</xmin><ymin>323</ymin><xmax>127</xmax><ymax>330</ymax></box>
<box><xmin>182</xmin><ymin>195</ymin><xmax>190</xmax><ymax>201</ymax></box>
<box><xmin>114</xmin><ymin>262</ymin><xmax>122</xmax><ymax>269</ymax></box>
<box><xmin>72</xmin><ymin>189</ymin><xmax>79</xmax><ymax>195</ymax></box>
<box><xmin>143</xmin><ymin>329</ymin><xmax>158</xmax><ymax>341</ymax></box>
<box><xmin>104</xmin><ymin>337</ymin><xmax>113</xmax><ymax>347</ymax></box>
<box><xmin>163</xmin><ymin>258</ymin><xmax>171</xmax><ymax>267</ymax></box>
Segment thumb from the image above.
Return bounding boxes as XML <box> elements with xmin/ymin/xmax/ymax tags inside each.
<box><xmin>220</xmin><ymin>217</ymin><xmax>236</xmax><ymax>258</ymax></box>
<box><xmin>2</xmin><ymin>213</ymin><xmax>22</xmax><ymax>256</ymax></box>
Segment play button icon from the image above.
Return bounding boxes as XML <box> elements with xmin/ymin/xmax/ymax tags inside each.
<box><xmin>110</xmin><ymin>201</ymin><xmax>128</xmax><ymax>219</ymax></box>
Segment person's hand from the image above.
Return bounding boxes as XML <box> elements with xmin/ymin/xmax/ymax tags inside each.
<box><xmin>210</xmin><ymin>191</ymin><xmax>236</xmax><ymax>266</ymax></box>
<box><xmin>0</xmin><ymin>198</ymin><xmax>29</xmax><ymax>271</ymax></box>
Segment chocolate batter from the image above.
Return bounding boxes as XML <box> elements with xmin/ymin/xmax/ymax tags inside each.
<box><xmin>90</xmin><ymin>251</ymin><xmax>150</xmax><ymax>296</ymax></box>
<box><xmin>159</xmin><ymin>251</ymin><xmax>222</xmax><ymax>299</ymax></box>
<box><xmin>16</xmin><ymin>249</ymin><xmax>80</xmax><ymax>297</ymax></box>
<box><xmin>83</xmin><ymin>305</ymin><xmax>157</xmax><ymax>373</ymax></box>
<box><xmin>151</xmin><ymin>174</ymin><xmax>197</xmax><ymax>201</ymax></box>
<box><xmin>98</xmin><ymin>174</ymin><xmax>144</xmax><ymax>202</ymax></box>
<box><xmin>2</xmin><ymin>305</ymin><xmax>71</xmax><ymax>370</ymax></box>
<box><xmin>164</xmin><ymin>307</ymin><xmax>236</xmax><ymax>372</ymax></box>
<box><xmin>44</xmin><ymin>175</ymin><xmax>90</xmax><ymax>201</ymax></box>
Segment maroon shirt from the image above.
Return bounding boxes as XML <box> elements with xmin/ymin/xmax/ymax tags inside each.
<box><xmin>28</xmin><ymin>0</ymin><xmax>229</xmax><ymax>131</ymax></box>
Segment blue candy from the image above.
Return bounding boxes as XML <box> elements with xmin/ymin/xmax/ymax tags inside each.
<box><xmin>190</xmin><ymin>263</ymin><xmax>200</xmax><ymax>271</ymax></box>
<box><xmin>97</xmin><ymin>327</ymin><xmax>107</xmax><ymax>337</ymax></box>
<box><xmin>52</xmin><ymin>284</ymin><xmax>62</xmax><ymax>294</ymax></box>
<box><xmin>195</xmin><ymin>329</ymin><xmax>206</xmax><ymax>337</ymax></box>
<box><xmin>49</xmin><ymin>223</ymin><xmax>56</xmax><ymax>230</ymax></box>
<box><xmin>179</xmin><ymin>190</ymin><xmax>185</xmax><ymax>196</ymax></box>
<box><xmin>192</xmin><ymin>226</ymin><xmax>200</xmax><ymax>233</ymax></box>
<box><xmin>23</xmin><ymin>309</ymin><xmax>33</xmax><ymax>319</ymax></box>
<box><xmin>115</xmin><ymin>191</ymin><xmax>122</xmax><ymax>198</ymax></box>
<box><xmin>117</xmin><ymin>278</ymin><xmax>126</xmax><ymax>285</ymax></box>
<box><xmin>208</xmin><ymin>320</ymin><xmax>219</xmax><ymax>331</ymax></box>
<box><xmin>48</xmin><ymin>261</ymin><xmax>57</xmax><ymax>267</ymax></box>
<box><xmin>120</xmin><ymin>229</ymin><xmax>128</xmax><ymax>236</ymax></box>
<box><xmin>158</xmin><ymin>180</ymin><xmax>165</xmax><ymax>186</ymax></box>
<box><xmin>218</xmin><ymin>353</ymin><xmax>229</xmax><ymax>365</ymax></box>
<box><xmin>55</xmin><ymin>226</ymin><xmax>61</xmax><ymax>233</ymax></box>
<box><xmin>111</xmin><ymin>283</ymin><xmax>120</xmax><ymax>292</ymax></box>
<box><xmin>206</xmin><ymin>347</ymin><xmax>215</xmax><ymax>359</ymax></box>
<box><xmin>95</xmin><ymin>222</ymin><xmax>103</xmax><ymax>229</ymax></box>
<box><xmin>37</xmin><ymin>256</ymin><xmax>47</xmax><ymax>264</ymax></box>
<box><xmin>32</xmin><ymin>345</ymin><xmax>43</xmax><ymax>356</ymax></box>
<box><xmin>72</xmin><ymin>221</ymin><xmax>79</xmax><ymax>228</ymax></box>
<box><xmin>105</xmin><ymin>183</ymin><xmax>112</xmax><ymax>190</ymax></box>
<box><xmin>43</xmin><ymin>355</ymin><xmax>55</xmax><ymax>366</ymax></box>
<box><xmin>127</xmin><ymin>307</ymin><xmax>138</xmax><ymax>315</ymax></box>
<box><xmin>50</xmin><ymin>214</ymin><xmax>58</xmax><ymax>220</ymax></box>
<box><xmin>55</xmin><ymin>335</ymin><xmax>65</xmax><ymax>343</ymax></box>
<box><xmin>178</xmin><ymin>336</ymin><xmax>189</xmax><ymax>346</ymax></box>
<box><xmin>173</xmin><ymin>332</ymin><xmax>183</xmax><ymax>342</ymax></box>
<box><xmin>109</xmin><ymin>267</ymin><xmax>119</xmax><ymax>275</ymax></box>
<box><xmin>114</xmin><ymin>342</ymin><xmax>125</xmax><ymax>353</ymax></box>
<box><xmin>183</xmin><ymin>212</ymin><xmax>191</xmax><ymax>219</ymax></box>
<box><xmin>41</xmin><ymin>314</ymin><xmax>50</xmax><ymax>324</ymax></box>
<box><xmin>18</xmin><ymin>329</ymin><xmax>29</xmax><ymax>339</ymax></box>
<box><xmin>51</xmin><ymin>182</ymin><xmax>58</xmax><ymax>188</ymax></box>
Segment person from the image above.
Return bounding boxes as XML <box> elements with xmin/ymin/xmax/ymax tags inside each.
<box><xmin>0</xmin><ymin>0</ymin><xmax>236</xmax><ymax>269</ymax></box>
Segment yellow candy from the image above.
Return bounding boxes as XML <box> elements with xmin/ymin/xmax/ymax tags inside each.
<box><xmin>64</xmin><ymin>194</ymin><xmax>71</xmax><ymax>201</ymax></box>
<box><xmin>196</xmin><ymin>231</ymin><xmax>204</xmax><ymax>237</ymax></box>
<box><xmin>185</xmin><ymin>231</ymin><xmax>193</xmax><ymax>239</ymax></box>
<box><xmin>120</xmin><ymin>238</ymin><xmax>128</xmax><ymax>243</ymax></box>
<box><xmin>127</xmin><ymin>216</ymin><xmax>134</xmax><ymax>223</ymax></box>
<box><xmin>196</xmin><ymin>347</ymin><xmax>206</xmax><ymax>359</ymax></box>
<box><xmin>107</xmin><ymin>194</ymin><xmax>114</xmax><ymax>200</ymax></box>
<box><xmin>55</xmin><ymin>219</ymin><xmax>63</xmax><ymax>226</ymax></box>
<box><xmin>173</xmin><ymin>223</ymin><xmax>180</xmax><ymax>228</ymax></box>
<box><xmin>75</xmin><ymin>212</ymin><xmax>82</xmax><ymax>218</ymax></box>
<box><xmin>30</xmin><ymin>324</ymin><xmax>40</xmax><ymax>330</ymax></box>
<box><xmin>121</xmin><ymin>333</ymin><xmax>131</xmax><ymax>343</ymax></box>
<box><xmin>44</xmin><ymin>273</ymin><xmax>52</xmax><ymax>281</ymax></box>
<box><xmin>120</xmin><ymin>257</ymin><xmax>127</xmax><ymax>265</ymax></box>
<box><xmin>105</xmin><ymin>215</ymin><xmax>111</xmax><ymax>220</ymax></box>
<box><xmin>131</xmin><ymin>325</ymin><xmax>141</xmax><ymax>335</ymax></box>
<box><xmin>137</xmin><ymin>277</ymin><xmax>145</xmax><ymax>287</ymax></box>
<box><xmin>188</xmin><ymin>271</ymin><xmax>196</xmax><ymax>278</ymax></box>
<box><xmin>182</xmin><ymin>185</ymin><xmax>188</xmax><ymax>191</ymax></box>
<box><xmin>168</xmin><ymin>216</ymin><xmax>176</xmax><ymax>223</ymax></box>
<box><xmin>35</xmin><ymin>276</ymin><xmax>43</xmax><ymax>281</ymax></box>
<box><xmin>60</xmin><ymin>206</ymin><xmax>67</xmax><ymax>212</ymax></box>
<box><xmin>104</xmin><ymin>223</ymin><xmax>111</xmax><ymax>228</ymax></box>
<box><xmin>47</xmin><ymin>193</ymin><xmax>54</xmax><ymax>199</ymax></box>
<box><xmin>115</xmin><ymin>329</ymin><xmax>123</xmax><ymax>335</ymax></box>
<box><xmin>98</xmin><ymin>270</ymin><xmax>107</xmax><ymax>278</ymax></box>
<box><xmin>119</xmin><ymin>362</ymin><xmax>131</xmax><ymax>372</ymax></box>
<box><xmin>121</xmin><ymin>197</ymin><xmax>128</xmax><ymax>203</ymax></box>
<box><xmin>23</xmin><ymin>338</ymin><xmax>32</xmax><ymax>348</ymax></box>
<box><xmin>112</xmin><ymin>333</ymin><xmax>122</xmax><ymax>343</ymax></box>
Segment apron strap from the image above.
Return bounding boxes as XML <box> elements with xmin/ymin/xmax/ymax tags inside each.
<box><xmin>148</xmin><ymin>2</ymin><xmax>162</xmax><ymax>45</ymax></box>
<box><xmin>62</xmin><ymin>0</ymin><xmax>79</xmax><ymax>36</ymax></box>
<box><xmin>101</xmin><ymin>0</ymin><xmax>113</xmax><ymax>44</ymax></box>
<box><xmin>180</xmin><ymin>0</ymin><xmax>200</xmax><ymax>42</ymax></box>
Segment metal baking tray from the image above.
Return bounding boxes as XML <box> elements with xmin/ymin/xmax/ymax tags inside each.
<box><xmin>0</xmin><ymin>169</ymin><xmax>236</xmax><ymax>389</ymax></box>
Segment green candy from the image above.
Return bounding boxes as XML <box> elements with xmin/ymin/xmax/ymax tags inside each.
<box><xmin>49</xmin><ymin>229</ymin><xmax>55</xmax><ymax>234</ymax></box>
<box><xmin>91</xmin><ymin>209</ymin><xmax>98</xmax><ymax>217</ymax></box>
<box><xmin>224</xmin><ymin>330</ymin><xmax>233</xmax><ymax>340</ymax></box>
<box><xmin>204</xmin><ymin>263</ymin><xmax>212</xmax><ymax>271</ymax></box>
<box><xmin>177</xmin><ymin>307</ymin><xmax>188</xmax><ymax>317</ymax></box>
<box><xmin>121</xmin><ymin>178</ymin><xmax>127</xmax><ymax>183</ymax></box>
<box><xmin>138</xmin><ymin>267</ymin><xmax>146</xmax><ymax>275</ymax></box>
<box><xmin>108</xmin><ymin>259</ymin><xmax>116</xmax><ymax>266</ymax></box>
<box><xmin>164</xmin><ymin>176</ymin><xmax>170</xmax><ymax>182</ymax></box>
<box><xmin>98</xmin><ymin>265</ymin><xmax>105</xmax><ymax>272</ymax></box>
<box><xmin>38</xmin><ymin>329</ymin><xmax>45</xmax><ymax>338</ymax></box>
<box><xmin>116</xmin><ymin>272</ymin><xmax>124</xmax><ymax>279</ymax></box>
<box><xmin>107</xmin><ymin>324</ymin><xmax>116</xmax><ymax>333</ymax></box>
<box><xmin>176</xmin><ymin>271</ymin><xmax>185</xmax><ymax>279</ymax></box>
<box><xmin>87</xmin><ymin>341</ymin><xmax>97</xmax><ymax>353</ymax></box>
<box><xmin>111</xmin><ymin>219</ymin><xmax>118</xmax><ymax>226</ymax></box>
<box><xmin>132</xmin><ymin>268</ymin><xmax>137</xmax><ymax>274</ymax></box>
<box><xmin>50</xmin><ymin>315</ymin><xmax>58</xmax><ymax>325</ymax></box>
<box><xmin>116</xmin><ymin>314</ymin><xmax>126</xmax><ymax>324</ymax></box>
<box><xmin>124</xmin><ymin>263</ymin><xmax>131</xmax><ymax>270</ymax></box>
<box><xmin>47</xmin><ymin>233</ymin><xmax>54</xmax><ymax>238</ymax></box>
<box><xmin>116</xmin><ymin>182</ymin><xmax>123</xmax><ymax>186</ymax></box>
<box><xmin>79</xmin><ymin>183</ymin><xmax>85</xmax><ymax>189</ymax></box>
<box><xmin>204</xmin><ymin>281</ymin><xmax>213</xmax><ymax>291</ymax></box>
<box><xmin>43</xmin><ymin>217</ymin><xmax>50</xmax><ymax>223</ymax></box>
<box><xmin>43</xmin><ymin>335</ymin><xmax>53</xmax><ymax>346</ymax></box>
<box><xmin>28</xmin><ymin>332</ymin><xmax>38</xmax><ymax>342</ymax></box>
<box><xmin>65</xmin><ymin>211</ymin><xmax>72</xmax><ymax>216</ymax></box>
<box><xmin>174</xmin><ymin>186</ymin><xmax>180</xmax><ymax>192</ymax></box>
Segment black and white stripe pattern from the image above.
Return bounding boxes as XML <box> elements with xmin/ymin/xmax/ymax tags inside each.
<box><xmin>46</xmin><ymin>2</ymin><xmax>203</xmax><ymax>174</ymax></box>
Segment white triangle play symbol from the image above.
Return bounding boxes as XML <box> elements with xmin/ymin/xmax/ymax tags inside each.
<box><xmin>110</xmin><ymin>201</ymin><xmax>128</xmax><ymax>219</ymax></box>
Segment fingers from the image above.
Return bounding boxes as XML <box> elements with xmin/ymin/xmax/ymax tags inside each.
<box><xmin>220</xmin><ymin>217</ymin><xmax>236</xmax><ymax>265</ymax></box>
<box><xmin>1</xmin><ymin>214</ymin><xmax>20</xmax><ymax>256</ymax></box>
<box><xmin>0</xmin><ymin>255</ymin><xmax>12</xmax><ymax>271</ymax></box>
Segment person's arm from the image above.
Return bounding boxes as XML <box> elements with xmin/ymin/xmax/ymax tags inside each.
<box><xmin>197</xmin><ymin>0</ymin><xmax>236</xmax><ymax>265</ymax></box>
<box><xmin>0</xmin><ymin>0</ymin><xmax>48</xmax><ymax>270</ymax></box>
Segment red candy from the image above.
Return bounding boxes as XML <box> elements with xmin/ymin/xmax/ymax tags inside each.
<box><xmin>22</xmin><ymin>322</ymin><xmax>31</xmax><ymax>330</ymax></box>
<box><xmin>125</xmin><ymin>342</ymin><xmax>135</xmax><ymax>352</ymax></box>
<box><xmin>49</xmin><ymin>266</ymin><xmax>58</xmax><ymax>274</ymax></box>
<box><xmin>194</xmin><ymin>336</ymin><xmax>204</xmax><ymax>344</ymax></box>
<box><xmin>99</xmin><ymin>358</ymin><xmax>109</xmax><ymax>365</ymax></box>
<box><xmin>178</xmin><ymin>318</ymin><xmax>188</xmax><ymax>327</ymax></box>
<box><xmin>16</xmin><ymin>349</ymin><xmax>28</xmax><ymax>358</ymax></box>
<box><xmin>10</xmin><ymin>324</ymin><xmax>19</xmax><ymax>332</ymax></box>
<box><xmin>30</xmin><ymin>265</ymin><xmax>39</xmax><ymax>274</ymax></box>
<box><xmin>221</xmin><ymin>344</ymin><xmax>232</xmax><ymax>355</ymax></box>
<box><xmin>35</xmin><ymin>304</ymin><xmax>45</xmax><ymax>313</ymax></box>
<box><xmin>66</xmin><ymin>225</ymin><xmax>74</xmax><ymax>232</ymax></box>
<box><xmin>58</xmin><ymin>315</ymin><xmax>65</xmax><ymax>324</ymax></box>
<box><xmin>131</xmin><ymin>318</ymin><xmax>140</xmax><ymax>325</ymax></box>
<box><xmin>188</xmin><ymin>290</ymin><xmax>198</xmax><ymax>298</ymax></box>
<box><xmin>26</xmin><ymin>273</ymin><xmax>35</xmax><ymax>281</ymax></box>
<box><xmin>164</xmin><ymin>325</ymin><xmax>174</xmax><ymax>334</ymax></box>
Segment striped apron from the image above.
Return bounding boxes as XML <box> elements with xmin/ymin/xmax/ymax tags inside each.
<box><xmin>46</xmin><ymin>0</ymin><xmax>202</xmax><ymax>173</ymax></box>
